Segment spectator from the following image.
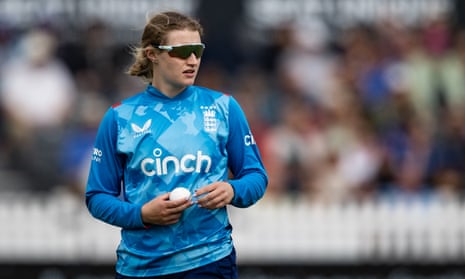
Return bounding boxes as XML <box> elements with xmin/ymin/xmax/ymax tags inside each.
<box><xmin>0</xmin><ymin>27</ymin><xmax>77</xmax><ymax>191</ymax></box>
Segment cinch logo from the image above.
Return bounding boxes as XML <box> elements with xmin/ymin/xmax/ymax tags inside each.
<box><xmin>244</xmin><ymin>133</ymin><xmax>256</xmax><ymax>146</ymax></box>
<box><xmin>141</xmin><ymin>148</ymin><xmax>212</xmax><ymax>177</ymax></box>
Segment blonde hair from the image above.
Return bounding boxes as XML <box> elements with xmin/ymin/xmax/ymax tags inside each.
<box><xmin>126</xmin><ymin>11</ymin><xmax>204</xmax><ymax>82</ymax></box>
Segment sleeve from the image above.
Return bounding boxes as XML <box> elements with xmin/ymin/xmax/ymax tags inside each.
<box><xmin>85</xmin><ymin>108</ymin><xmax>145</xmax><ymax>229</ymax></box>
<box><xmin>226</xmin><ymin>96</ymin><xmax>268</xmax><ymax>208</ymax></box>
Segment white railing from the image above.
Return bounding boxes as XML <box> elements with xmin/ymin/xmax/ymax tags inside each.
<box><xmin>230</xmin><ymin>197</ymin><xmax>465</xmax><ymax>264</ymax></box>
<box><xmin>1</xmin><ymin>191</ymin><xmax>464</xmax><ymax>264</ymax></box>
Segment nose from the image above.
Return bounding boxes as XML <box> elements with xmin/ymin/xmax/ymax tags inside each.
<box><xmin>186</xmin><ymin>52</ymin><xmax>200</xmax><ymax>63</ymax></box>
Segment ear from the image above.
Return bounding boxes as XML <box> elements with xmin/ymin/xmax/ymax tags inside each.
<box><xmin>146</xmin><ymin>48</ymin><xmax>158</xmax><ymax>63</ymax></box>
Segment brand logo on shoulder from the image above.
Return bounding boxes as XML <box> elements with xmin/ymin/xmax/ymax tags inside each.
<box><xmin>131</xmin><ymin>119</ymin><xmax>152</xmax><ymax>137</ymax></box>
<box><xmin>200</xmin><ymin>105</ymin><xmax>217</xmax><ymax>132</ymax></box>
<box><xmin>92</xmin><ymin>148</ymin><xmax>103</xmax><ymax>163</ymax></box>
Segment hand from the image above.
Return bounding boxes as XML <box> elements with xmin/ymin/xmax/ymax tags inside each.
<box><xmin>141</xmin><ymin>193</ymin><xmax>193</xmax><ymax>226</ymax></box>
<box><xmin>194</xmin><ymin>181</ymin><xmax>234</xmax><ymax>210</ymax></box>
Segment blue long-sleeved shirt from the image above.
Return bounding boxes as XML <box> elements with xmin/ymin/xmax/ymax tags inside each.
<box><xmin>85</xmin><ymin>84</ymin><xmax>268</xmax><ymax>277</ymax></box>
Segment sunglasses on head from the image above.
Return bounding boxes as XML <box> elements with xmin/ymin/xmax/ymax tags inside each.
<box><xmin>154</xmin><ymin>43</ymin><xmax>205</xmax><ymax>59</ymax></box>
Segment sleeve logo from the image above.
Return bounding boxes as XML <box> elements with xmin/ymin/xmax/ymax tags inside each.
<box><xmin>92</xmin><ymin>148</ymin><xmax>103</xmax><ymax>163</ymax></box>
<box><xmin>244</xmin><ymin>133</ymin><xmax>256</xmax><ymax>146</ymax></box>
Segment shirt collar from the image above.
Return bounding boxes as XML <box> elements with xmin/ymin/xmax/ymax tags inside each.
<box><xmin>146</xmin><ymin>84</ymin><xmax>192</xmax><ymax>100</ymax></box>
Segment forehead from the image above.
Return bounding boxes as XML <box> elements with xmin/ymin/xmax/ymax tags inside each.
<box><xmin>165</xmin><ymin>29</ymin><xmax>201</xmax><ymax>45</ymax></box>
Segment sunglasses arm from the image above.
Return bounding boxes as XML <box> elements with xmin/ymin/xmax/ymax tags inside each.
<box><xmin>157</xmin><ymin>45</ymin><xmax>173</xmax><ymax>51</ymax></box>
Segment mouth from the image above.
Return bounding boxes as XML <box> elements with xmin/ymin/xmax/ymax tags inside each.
<box><xmin>183</xmin><ymin>69</ymin><xmax>195</xmax><ymax>74</ymax></box>
<box><xmin>183</xmin><ymin>69</ymin><xmax>196</xmax><ymax>77</ymax></box>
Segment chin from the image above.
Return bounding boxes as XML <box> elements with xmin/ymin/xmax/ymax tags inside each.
<box><xmin>183</xmin><ymin>79</ymin><xmax>196</xmax><ymax>86</ymax></box>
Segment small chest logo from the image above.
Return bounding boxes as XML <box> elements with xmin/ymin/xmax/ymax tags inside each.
<box><xmin>200</xmin><ymin>105</ymin><xmax>217</xmax><ymax>132</ymax></box>
<box><xmin>131</xmin><ymin>119</ymin><xmax>152</xmax><ymax>137</ymax></box>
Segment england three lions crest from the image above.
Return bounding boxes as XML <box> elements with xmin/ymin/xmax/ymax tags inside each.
<box><xmin>200</xmin><ymin>105</ymin><xmax>217</xmax><ymax>132</ymax></box>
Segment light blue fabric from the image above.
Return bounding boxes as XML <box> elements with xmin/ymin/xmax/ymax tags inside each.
<box><xmin>85</xmin><ymin>84</ymin><xmax>267</xmax><ymax>276</ymax></box>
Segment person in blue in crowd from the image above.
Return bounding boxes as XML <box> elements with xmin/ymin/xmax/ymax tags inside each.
<box><xmin>85</xmin><ymin>11</ymin><xmax>268</xmax><ymax>279</ymax></box>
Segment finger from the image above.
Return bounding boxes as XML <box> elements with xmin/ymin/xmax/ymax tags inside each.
<box><xmin>193</xmin><ymin>191</ymin><xmax>209</xmax><ymax>203</ymax></box>
<box><xmin>195</xmin><ymin>182</ymin><xmax>220</xmax><ymax>196</ymax></box>
<box><xmin>195</xmin><ymin>191</ymin><xmax>214</xmax><ymax>205</ymax></box>
<box><xmin>194</xmin><ymin>187</ymin><xmax>210</xmax><ymax>197</ymax></box>
<box><xmin>177</xmin><ymin>200</ymin><xmax>194</xmax><ymax>211</ymax></box>
<box><xmin>165</xmin><ymin>201</ymin><xmax>193</xmax><ymax>218</ymax></box>
<box><xmin>198</xmin><ymin>195</ymin><xmax>222</xmax><ymax>209</ymax></box>
<box><xmin>209</xmin><ymin>195</ymin><xmax>226</xmax><ymax>208</ymax></box>
<box><xmin>167</xmin><ymin>198</ymin><xmax>191</xmax><ymax>208</ymax></box>
<box><xmin>163</xmin><ymin>215</ymin><xmax>181</xmax><ymax>225</ymax></box>
<box><xmin>159</xmin><ymin>193</ymin><xmax>171</xmax><ymax>201</ymax></box>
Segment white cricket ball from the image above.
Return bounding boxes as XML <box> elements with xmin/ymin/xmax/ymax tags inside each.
<box><xmin>169</xmin><ymin>187</ymin><xmax>191</xmax><ymax>201</ymax></box>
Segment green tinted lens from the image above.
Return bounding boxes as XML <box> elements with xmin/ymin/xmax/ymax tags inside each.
<box><xmin>169</xmin><ymin>45</ymin><xmax>204</xmax><ymax>59</ymax></box>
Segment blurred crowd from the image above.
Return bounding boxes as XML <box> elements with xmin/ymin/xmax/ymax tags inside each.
<box><xmin>253</xmin><ymin>15</ymin><xmax>465</xmax><ymax>206</ymax></box>
<box><xmin>1</xmin><ymin>8</ymin><xmax>465</xmax><ymax>208</ymax></box>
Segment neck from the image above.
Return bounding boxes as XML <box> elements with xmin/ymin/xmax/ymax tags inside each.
<box><xmin>151</xmin><ymin>81</ymin><xmax>186</xmax><ymax>98</ymax></box>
